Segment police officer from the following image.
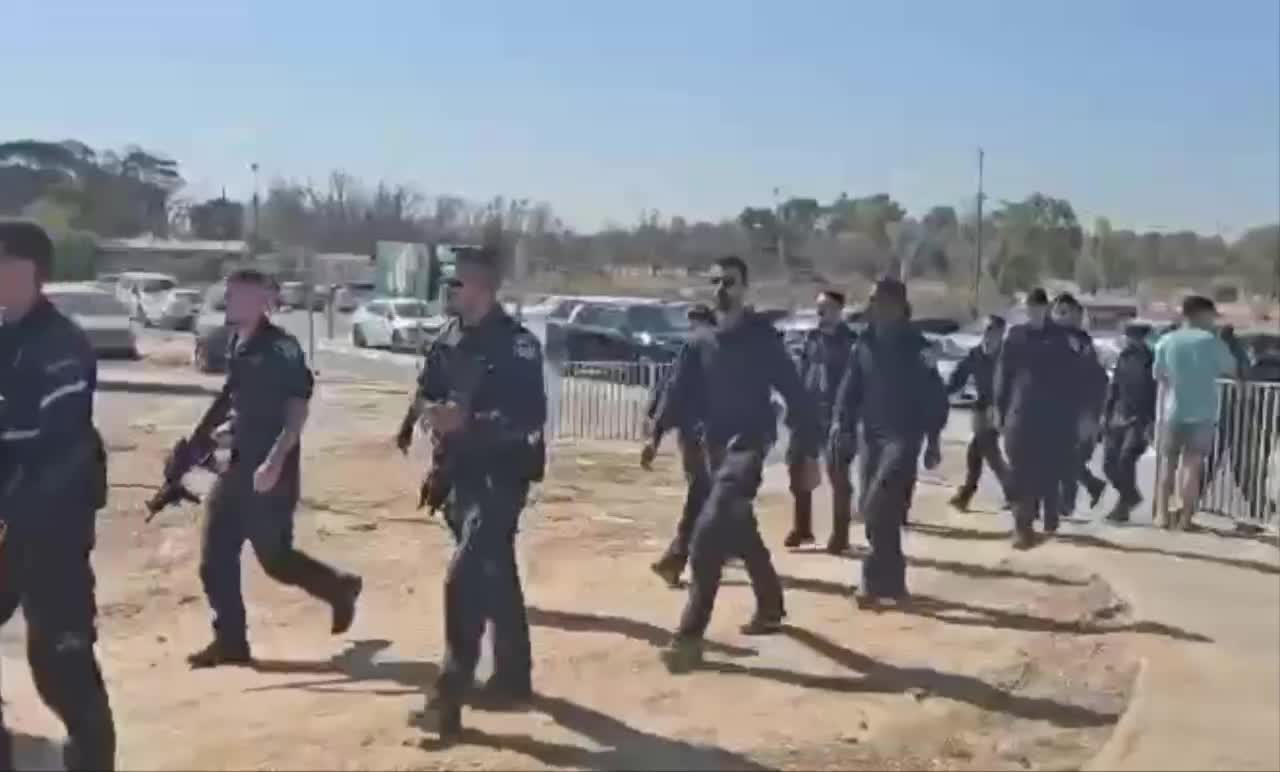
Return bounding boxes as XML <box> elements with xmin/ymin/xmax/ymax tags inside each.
<box><xmin>416</xmin><ymin>247</ymin><xmax>546</xmax><ymax>738</ymax></box>
<box><xmin>642</xmin><ymin>304</ymin><xmax>715</xmax><ymax>588</ymax></box>
<box><xmin>831</xmin><ymin>278</ymin><xmax>947</xmax><ymax>608</ymax></box>
<box><xmin>947</xmin><ymin>315</ymin><xmax>1012</xmax><ymax>512</ymax></box>
<box><xmin>0</xmin><ymin>220</ymin><xmax>115</xmax><ymax>770</ymax></box>
<box><xmin>1100</xmin><ymin>322</ymin><xmax>1155</xmax><ymax>522</ymax></box>
<box><xmin>996</xmin><ymin>288</ymin><xmax>1090</xmax><ymax>548</ymax></box>
<box><xmin>652</xmin><ymin>256</ymin><xmax>820</xmax><ymax>671</ymax></box>
<box><xmin>395</xmin><ymin>277</ymin><xmax>461</xmax><ymax>457</ymax></box>
<box><xmin>188</xmin><ymin>268</ymin><xmax>364</xmax><ymax>668</ymax></box>
<box><xmin>785</xmin><ymin>290</ymin><xmax>858</xmax><ymax>554</ymax></box>
<box><xmin>1051</xmin><ymin>293</ymin><xmax>1108</xmax><ymax>517</ymax></box>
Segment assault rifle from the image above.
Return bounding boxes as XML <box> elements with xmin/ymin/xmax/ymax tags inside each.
<box><xmin>145</xmin><ymin>387</ymin><xmax>232</xmax><ymax>521</ymax></box>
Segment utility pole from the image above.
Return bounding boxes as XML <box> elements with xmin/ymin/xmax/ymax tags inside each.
<box><xmin>249</xmin><ymin>162</ymin><xmax>261</xmax><ymax>261</ymax></box>
<box><xmin>971</xmin><ymin>148</ymin><xmax>985</xmax><ymax>319</ymax></box>
<box><xmin>772</xmin><ymin>186</ymin><xmax>788</xmax><ymax>277</ymax></box>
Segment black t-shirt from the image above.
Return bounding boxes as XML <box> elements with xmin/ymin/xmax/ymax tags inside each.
<box><xmin>226</xmin><ymin>322</ymin><xmax>314</xmax><ymax>478</ymax></box>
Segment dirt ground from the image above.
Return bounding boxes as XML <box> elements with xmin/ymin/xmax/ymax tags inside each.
<box><xmin>3</xmin><ymin>381</ymin><xmax>1145</xmax><ymax>771</ymax></box>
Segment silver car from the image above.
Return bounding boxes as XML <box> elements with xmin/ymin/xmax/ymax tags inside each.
<box><xmin>44</xmin><ymin>282</ymin><xmax>139</xmax><ymax>359</ymax></box>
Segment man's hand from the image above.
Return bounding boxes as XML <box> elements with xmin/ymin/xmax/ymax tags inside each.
<box><xmin>395</xmin><ymin>426</ymin><xmax>414</xmax><ymax>455</ymax></box>
<box><xmin>795</xmin><ymin>456</ymin><xmax>821</xmax><ymax>492</ymax></box>
<box><xmin>923</xmin><ymin>438</ymin><xmax>942</xmax><ymax>470</ymax></box>
<box><xmin>425</xmin><ymin>402</ymin><xmax>466</xmax><ymax>435</ymax></box>
<box><xmin>253</xmin><ymin>459</ymin><xmax>283</xmax><ymax>493</ymax></box>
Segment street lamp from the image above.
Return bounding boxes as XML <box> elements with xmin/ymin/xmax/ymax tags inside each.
<box><xmin>250</xmin><ymin>162</ymin><xmax>260</xmax><ymax>260</ymax></box>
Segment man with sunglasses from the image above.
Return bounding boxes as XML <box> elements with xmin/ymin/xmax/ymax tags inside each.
<box><xmin>413</xmin><ymin>247</ymin><xmax>547</xmax><ymax>738</ymax></box>
<box><xmin>651</xmin><ymin>256</ymin><xmax>821</xmax><ymax>672</ymax></box>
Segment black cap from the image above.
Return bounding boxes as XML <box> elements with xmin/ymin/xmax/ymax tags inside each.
<box><xmin>0</xmin><ymin>220</ymin><xmax>54</xmax><ymax>278</ymax></box>
<box><xmin>870</xmin><ymin>276</ymin><xmax>908</xmax><ymax>303</ymax></box>
<box><xmin>1026</xmin><ymin>288</ymin><xmax>1049</xmax><ymax>306</ymax></box>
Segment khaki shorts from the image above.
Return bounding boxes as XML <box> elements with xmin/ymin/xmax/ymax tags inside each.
<box><xmin>1161</xmin><ymin>420</ymin><xmax>1216</xmax><ymax>460</ymax></box>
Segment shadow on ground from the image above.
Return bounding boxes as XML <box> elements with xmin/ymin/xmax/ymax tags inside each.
<box><xmin>527</xmin><ymin>607</ymin><xmax>756</xmax><ymax>658</ymax></box>
<box><xmin>246</xmin><ymin>638</ymin><xmax>435</xmax><ymax>697</ymax></box>
<box><xmin>911</xmin><ymin>522</ymin><xmax>1280</xmax><ymax>576</ymax></box>
<box><xmin>413</xmin><ymin>693</ymin><xmax>769</xmax><ymax>771</ymax></box>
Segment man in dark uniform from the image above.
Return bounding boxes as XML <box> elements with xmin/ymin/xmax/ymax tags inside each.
<box><xmin>784</xmin><ymin>290</ymin><xmax>858</xmax><ymax>554</ymax></box>
<box><xmin>395</xmin><ymin>277</ymin><xmax>461</xmax><ymax>456</ymax></box>
<box><xmin>996</xmin><ymin>289</ymin><xmax>1090</xmax><ymax>548</ymax></box>
<box><xmin>831</xmin><ymin>278</ymin><xmax>947</xmax><ymax>608</ymax></box>
<box><xmin>415</xmin><ymin>247</ymin><xmax>547</xmax><ymax>738</ymax></box>
<box><xmin>946</xmin><ymin>315</ymin><xmax>1011</xmax><ymax>512</ymax></box>
<box><xmin>1051</xmin><ymin>293</ymin><xmax>1108</xmax><ymax>517</ymax></box>
<box><xmin>187</xmin><ymin>269</ymin><xmax>364</xmax><ymax>668</ymax></box>
<box><xmin>1101</xmin><ymin>321</ymin><xmax>1156</xmax><ymax>522</ymax></box>
<box><xmin>0</xmin><ymin>221</ymin><xmax>115</xmax><ymax>770</ymax></box>
<box><xmin>652</xmin><ymin>256</ymin><xmax>820</xmax><ymax>671</ymax></box>
<box><xmin>642</xmin><ymin>304</ymin><xmax>715</xmax><ymax>588</ymax></box>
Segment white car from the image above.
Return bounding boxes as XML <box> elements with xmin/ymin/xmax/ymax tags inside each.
<box><xmin>115</xmin><ymin>271</ymin><xmax>180</xmax><ymax>327</ymax></box>
<box><xmin>44</xmin><ymin>282</ymin><xmax>139</xmax><ymax>359</ymax></box>
<box><xmin>350</xmin><ymin>298</ymin><xmax>448</xmax><ymax>351</ymax></box>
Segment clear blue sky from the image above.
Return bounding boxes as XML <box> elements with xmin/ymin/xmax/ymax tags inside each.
<box><xmin>3</xmin><ymin>0</ymin><xmax>1277</xmax><ymax>236</ymax></box>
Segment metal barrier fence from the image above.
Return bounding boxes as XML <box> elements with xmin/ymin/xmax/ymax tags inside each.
<box><xmin>1152</xmin><ymin>378</ymin><xmax>1280</xmax><ymax>528</ymax></box>
<box><xmin>547</xmin><ymin>360</ymin><xmax>675</xmax><ymax>442</ymax></box>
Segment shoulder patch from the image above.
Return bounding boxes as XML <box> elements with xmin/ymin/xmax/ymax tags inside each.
<box><xmin>514</xmin><ymin>333</ymin><xmax>540</xmax><ymax>361</ymax></box>
<box><xmin>274</xmin><ymin>337</ymin><xmax>303</xmax><ymax>363</ymax></box>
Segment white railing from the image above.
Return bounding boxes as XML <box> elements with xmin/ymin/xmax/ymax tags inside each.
<box><xmin>1152</xmin><ymin>378</ymin><xmax>1280</xmax><ymax>528</ymax></box>
<box><xmin>547</xmin><ymin>360</ymin><xmax>675</xmax><ymax>442</ymax></box>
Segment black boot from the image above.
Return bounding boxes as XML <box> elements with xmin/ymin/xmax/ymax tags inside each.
<box><xmin>784</xmin><ymin>492</ymin><xmax>815</xmax><ymax>547</ymax></box>
<box><xmin>330</xmin><ymin>574</ymin><xmax>363</xmax><ymax>634</ymax></box>
<box><xmin>187</xmin><ymin>638</ymin><xmax>252</xmax><ymax>669</ymax></box>
<box><xmin>416</xmin><ymin>693</ymin><xmax>462</xmax><ymax>740</ymax></box>
<box><xmin>948</xmin><ymin>489</ymin><xmax>973</xmax><ymax>512</ymax></box>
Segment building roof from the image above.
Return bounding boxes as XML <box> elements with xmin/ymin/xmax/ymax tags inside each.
<box><xmin>99</xmin><ymin>236</ymin><xmax>247</xmax><ymax>253</ymax></box>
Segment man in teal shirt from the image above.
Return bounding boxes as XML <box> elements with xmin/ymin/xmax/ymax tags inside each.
<box><xmin>1153</xmin><ymin>295</ymin><xmax>1238</xmax><ymax>530</ymax></box>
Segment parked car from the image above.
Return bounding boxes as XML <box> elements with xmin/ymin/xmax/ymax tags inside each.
<box><xmin>115</xmin><ymin>271</ymin><xmax>183</xmax><ymax>327</ymax></box>
<box><xmin>333</xmin><ymin>282</ymin><xmax>377</xmax><ymax>313</ymax></box>
<box><xmin>557</xmin><ymin>301</ymin><xmax>690</xmax><ymax>370</ymax></box>
<box><xmin>193</xmin><ymin>314</ymin><xmax>234</xmax><ymax>373</ymax></box>
<box><xmin>147</xmin><ymin>287</ymin><xmax>202</xmax><ymax>331</ymax></box>
<box><xmin>44</xmin><ymin>282</ymin><xmax>138</xmax><ymax>359</ymax></box>
<box><xmin>204</xmin><ymin>281</ymin><xmax>227</xmax><ymax>311</ymax></box>
<box><xmin>350</xmin><ymin>298</ymin><xmax>448</xmax><ymax>351</ymax></box>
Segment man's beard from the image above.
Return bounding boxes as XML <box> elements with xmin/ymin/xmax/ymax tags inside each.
<box><xmin>714</xmin><ymin>289</ymin><xmax>735</xmax><ymax>312</ymax></box>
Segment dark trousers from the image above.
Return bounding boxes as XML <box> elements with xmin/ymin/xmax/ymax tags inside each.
<box><xmin>1061</xmin><ymin>438</ymin><xmax>1106</xmax><ymax>514</ymax></box>
<box><xmin>1006</xmin><ymin>423</ymin><xmax>1073</xmax><ymax>533</ymax></box>
<box><xmin>200</xmin><ymin>471</ymin><xmax>348</xmax><ymax>645</ymax></box>
<box><xmin>677</xmin><ymin>441</ymin><xmax>783</xmax><ymax>640</ymax></box>
<box><xmin>857</xmin><ymin>433</ymin><xmax>921</xmax><ymax>598</ymax></box>
<box><xmin>656</xmin><ymin>432</ymin><xmax>712</xmax><ymax>573</ymax></box>
<box><xmin>0</xmin><ymin>510</ymin><xmax>115</xmax><ymax>771</ymax></box>
<box><xmin>1103</xmin><ymin>425</ymin><xmax>1148</xmax><ymax>508</ymax></box>
<box><xmin>956</xmin><ymin>428</ymin><xmax>1010</xmax><ymax>502</ymax></box>
<box><xmin>789</xmin><ymin>446</ymin><xmax>855</xmax><ymax>540</ymax></box>
<box><xmin>437</xmin><ymin>477</ymin><xmax>531</xmax><ymax>699</ymax></box>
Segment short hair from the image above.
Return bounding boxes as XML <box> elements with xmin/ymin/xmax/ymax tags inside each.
<box><xmin>1026</xmin><ymin>288</ymin><xmax>1049</xmax><ymax>306</ymax></box>
<box><xmin>454</xmin><ymin>245</ymin><xmax>503</xmax><ymax>285</ymax></box>
<box><xmin>1125</xmin><ymin>322</ymin><xmax>1152</xmax><ymax>339</ymax></box>
<box><xmin>714</xmin><ymin>255</ymin><xmax>749</xmax><ymax>285</ymax></box>
<box><xmin>871</xmin><ymin>276</ymin><xmax>908</xmax><ymax>304</ymax></box>
<box><xmin>1181</xmin><ymin>295</ymin><xmax>1216</xmax><ymax>317</ymax></box>
<box><xmin>985</xmin><ymin>314</ymin><xmax>1007</xmax><ymax>330</ymax></box>
<box><xmin>226</xmin><ymin>267</ymin><xmax>276</xmax><ymax>288</ymax></box>
<box><xmin>1052</xmin><ymin>292</ymin><xmax>1082</xmax><ymax>311</ymax></box>
<box><xmin>0</xmin><ymin>219</ymin><xmax>54</xmax><ymax>278</ymax></box>
<box><xmin>819</xmin><ymin>289</ymin><xmax>846</xmax><ymax>306</ymax></box>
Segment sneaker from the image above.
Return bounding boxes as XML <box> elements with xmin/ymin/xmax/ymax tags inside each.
<box><xmin>331</xmin><ymin>574</ymin><xmax>363</xmax><ymax>635</ymax></box>
<box><xmin>660</xmin><ymin>637</ymin><xmax>704</xmax><ymax>673</ymax></box>
<box><xmin>783</xmin><ymin>530</ymin><xmax>815</xmax><ymax>548</ymax></box>
<box><xmin>739</xmin><ymin>616</ymin><xmax>784</xmax><ymax>635</ymax></box>
<box><xmin>187</xmin><ymin>639</ymin><xmax>252</xmax><ymax>669</ymax></box>
<box><xmin>948</xmin><ymin>492</ymin><xmax>972</xmax><ymax>512</ymax></box>
<box><xmin>650</xmin><ymin>560</ymin><xmax>682</xmax><ymax>589</ymax></box>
